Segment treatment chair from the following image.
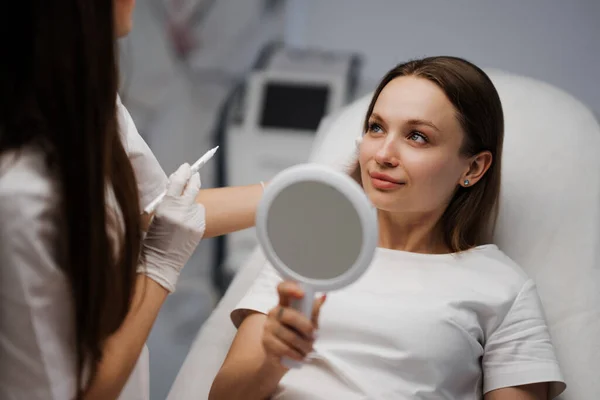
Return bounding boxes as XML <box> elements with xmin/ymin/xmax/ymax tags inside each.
<box><xmin>168</xmin><ymin>70</ymin><xmax>600</xmax><ymax>400</ymax></box>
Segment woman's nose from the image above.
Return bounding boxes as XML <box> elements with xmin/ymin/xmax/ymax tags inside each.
<box><xmin>374</xmin><ymin>141</ymin><xmax>399</xmax><ymax>168</ymax></box>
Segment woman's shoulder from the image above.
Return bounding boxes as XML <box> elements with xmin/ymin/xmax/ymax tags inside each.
<box><xmin>0</xmin><ymin>147</ymin><xmax>59</xmax><ymax>225</ymax></box>
<box><xmin>465</xmin><ymin>244</ymin><xmax>528</xmax><ymax>275</ymax></box>
<box><xmin>458</xmin><ymin>244</ymin><xmax>533</xmax><ymax>293</ymax></box>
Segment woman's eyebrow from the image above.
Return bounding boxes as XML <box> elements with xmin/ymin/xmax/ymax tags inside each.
<box><xmin>369</xmin><ymin>113</ymin><xmax>385</xmax><ymax>123</ymax></box>
<box><xmin>370</xmin><ymin>113</ymin><xmax>440</xmax><ymax>132</ymax></box>
<box><xmin>407</xmin><ymin>118</ymin><xmax>440</xmax><ymax>132</ymax></box>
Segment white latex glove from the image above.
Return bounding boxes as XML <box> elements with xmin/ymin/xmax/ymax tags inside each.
<box><xmin>140</xmin><ymin>163</ymin><xmax>206</xmax><ymax>293</ymax></box>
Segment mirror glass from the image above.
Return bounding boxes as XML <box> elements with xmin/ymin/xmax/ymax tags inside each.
<box><xmin>266</xmin><ymin>181</ymin><xmax>363</xmax><ymax>281</ymax></box>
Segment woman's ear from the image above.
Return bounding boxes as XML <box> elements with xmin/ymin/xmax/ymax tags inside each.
<box><xmin>460</xmin><ymin>151</ymin><xmax>492</xmax><ymax>187</ymax></box>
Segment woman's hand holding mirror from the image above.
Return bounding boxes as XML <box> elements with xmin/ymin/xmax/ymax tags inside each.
<box><xmin>262</xmin><ymin>281</ymin><xmax>327</xmax><ymax>368</ymax></box>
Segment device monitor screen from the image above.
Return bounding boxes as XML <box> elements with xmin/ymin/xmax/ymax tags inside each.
<box><xmin>259</xmin><ymin>83</ymin><xmax>330</xmax><ymax>131</ymax></box>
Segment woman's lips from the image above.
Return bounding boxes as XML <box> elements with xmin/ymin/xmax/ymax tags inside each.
<box><xmin>371</xmin><ymin>177</ymin><xmax>403</xmax><ymax>189</ymax></box>
<box><xmin>369</xmin><ymin>172</ymin><xmax>404</xmax><ymax>190</ymax></box>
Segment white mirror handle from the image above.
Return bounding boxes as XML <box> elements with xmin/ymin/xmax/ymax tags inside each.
<box><xmin>281</xmin><ymin>284</ymin><xmax>315</xmax><ymax>369</ymax></box>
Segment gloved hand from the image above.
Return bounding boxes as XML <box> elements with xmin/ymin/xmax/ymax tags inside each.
<box><xmin>139</xmin><ymin>163</ymin><xmax>206</xmax><ymax>293</ymax></box>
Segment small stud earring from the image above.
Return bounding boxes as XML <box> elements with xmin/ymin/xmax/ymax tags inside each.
<box><xmin>463</xmin><ymin>179</ymin><xmax>470</xmax><ymax>186</ymax></box>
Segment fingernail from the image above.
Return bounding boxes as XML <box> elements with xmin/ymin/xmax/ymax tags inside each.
<box><xmin>312</xmin><ymin>330</ymin><xmax>319</xmax><ymax>340</ymax></box>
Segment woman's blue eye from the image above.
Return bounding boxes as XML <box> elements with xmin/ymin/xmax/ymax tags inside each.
<box><xmin>368</xmin><ymin>122</ymin><xmax>383</xmax><ymax>134</ymax></box>
<box><xmin>409</xmin><ymin>131</ymin><xmax>428</xmax><ymax>144</ymax></box>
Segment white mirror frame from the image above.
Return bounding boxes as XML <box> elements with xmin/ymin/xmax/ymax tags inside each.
<box><xmin>256</xmin><ymin>163</ymin><xmax>378</xmax><ymax>292</ymax></box>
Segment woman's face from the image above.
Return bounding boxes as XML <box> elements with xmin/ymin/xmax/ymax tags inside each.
<box><xmin>114</xmin><ymin>0</ymin><xmax>136</xmax><ymax>38</ymax></box>
<box><xmin>359</xmin><ymin>76</ymin><xmax>476</xmax><ymax>216</ymax></box>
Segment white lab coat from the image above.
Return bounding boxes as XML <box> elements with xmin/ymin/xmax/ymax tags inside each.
<box><xmin>0</xmin><ymin>97</ymin><xmax>168</xmax><ymax>399</ymax></box>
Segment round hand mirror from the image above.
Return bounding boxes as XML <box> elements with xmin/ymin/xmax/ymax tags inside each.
<box><xmin>256</xmin><ymin>163</ymin><xmax>378</xmax><ymax>368</ymax></box>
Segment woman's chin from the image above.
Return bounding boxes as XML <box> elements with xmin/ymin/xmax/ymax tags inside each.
<box><xmin>367</xmin><ymin>192</ymin><xmax>405</xmax><ymax>212</ymax></box>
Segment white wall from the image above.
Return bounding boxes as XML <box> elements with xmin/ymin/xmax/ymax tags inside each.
<box><xmin>285</xmin><ymin>0</ymin><xmax>600</xmax><ymax>116</ymax></box>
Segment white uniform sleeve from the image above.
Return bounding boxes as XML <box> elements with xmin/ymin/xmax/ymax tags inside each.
<box><xmin>230</xmin><ymin>263</ymin><xmax>282</xmax><ymax>328</ymax></box>
<box><xmin>115</xmin><ymin>97</ymin><xmax>158</xmax><ymax>400</ymax></box>
<box><xmin>482</xmin><ymin>279</ymin><xmax>566</xmax><ymax>398</ymax></box>
<box><xmin>116</xmin><ymin>96</ymin><xmax>168</xmax><ymax>210</ymax></box>
<box><xmin>0</xmin><ymin>155</ymin><xmax>77</xmax><ymax>400</ymax></box>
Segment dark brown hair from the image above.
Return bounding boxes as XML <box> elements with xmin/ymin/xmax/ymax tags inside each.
<box><xmin>352</xmin><ymin>56</ymin><xmax>504</xmax><ymax>252</ymax></box>
<box><xmin>1</xmin><ymin>0</ymin><xmax>141</xmax><ymax>394</ymax></box>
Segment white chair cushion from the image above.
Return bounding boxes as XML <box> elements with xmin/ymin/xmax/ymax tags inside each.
<box><xmin>168</xmin><ymin>69</ymin><xmax>600</xmax><ymax>400</ymax></box>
